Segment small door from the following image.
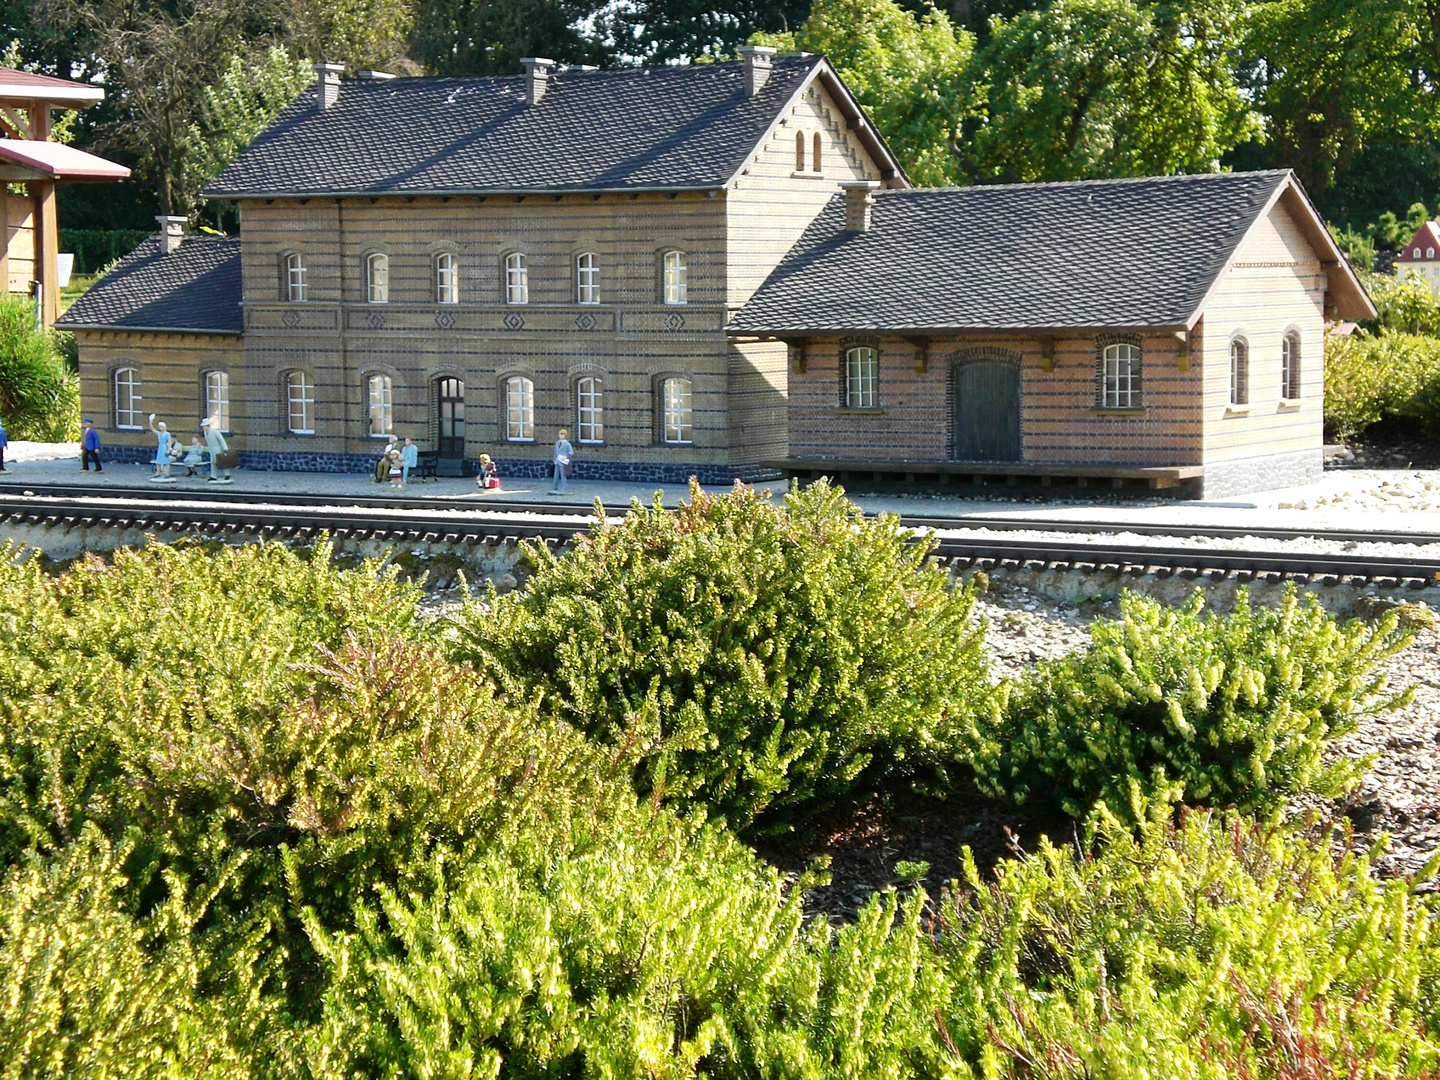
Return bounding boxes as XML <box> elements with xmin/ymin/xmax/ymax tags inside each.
<box><xmin>437</xmin><ymin>378</ymin><xmax>465</xmax><ymax>472</ymax></box>
<box><xmin>954</xmin><ymin>362</ymin><xmax>1021</xmax><ymax>462</ymax></box>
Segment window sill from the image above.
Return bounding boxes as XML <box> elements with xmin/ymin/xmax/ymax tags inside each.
<box><xmin>1277</xmin><ymin>399</ymin><xmax>1302</xmax><ymax>411</ymax></box>
<box><xmin>660</xmin><ymin>441</ymin><xmax>694</xmax><ymax>448</ymax></box>
<box><xmin>1088</xmin><ymin>408</ymin><xmax>1147</xmax><ymax>417</ymax></box>
<box><xmin>834</xmin><ymin>407</ymin><xmax>883</xmax><ymax>415</ymax></box>
<box><xmin>578</xmin><ymin>440</ymin><xmax>603</xmax><ymax>446</ymax></box>
<box><xmin>790</xmin><ymin>171</ymin><xmax>828</xmax><ymax>179</ymax></box>
<box><xmin>1224</xmin><ymin>405</ymin><xmax>1252</xmax><ymax>417</ymax></box>
<box><xmin>282</xmin><ymin>431</ymin><xmax>317</xmax><ymax>437</ymax></box>
<box><xmin>505</xmin><ymin>438</ymin><xmax>536</xmax><ymax>445</ymax></box>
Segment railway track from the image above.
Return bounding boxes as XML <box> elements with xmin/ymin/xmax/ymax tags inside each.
<box><xmin>0</xmin><ymin>489</ymin><xmax>1436</xmax><ymax>585</ymax></box>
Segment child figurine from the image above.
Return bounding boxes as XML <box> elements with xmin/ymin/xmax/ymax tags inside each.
<box><xmin>476</xmin><ymin>454</ymin><xmax>499</xmax><ymax>490</ymax></box>
<box><xmin>387</xmin><ymin>448</ymin><xmax>403</xmax><ymax>488</ymax></box>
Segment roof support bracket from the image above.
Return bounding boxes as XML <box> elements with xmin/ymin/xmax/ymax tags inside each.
<box><xmin>903</xmin><ymin>335</ymin><xmax>928</xmax><ymax>373</ymax></box>
<box><xmin>1174</xmin><ymin>329</ymin><xmax>1191</xmax><ymax>372</ymax></box>
<box><xmin>782</xmin><ymin>337</ymin><xmax>806</xmax><ymax>373</ymax></box>
<box><xmin>1037</xmin><ymin>335</ymin><xmax>1055</xmax><ymax>372</ymax></box>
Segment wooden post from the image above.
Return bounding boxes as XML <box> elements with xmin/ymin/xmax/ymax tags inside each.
<box><xmin>33</xmin><ymin>178</ymin><xmax>57</xmax><ymax>325</ymax></box>
<box><xmin>0</xmin><ymin>189</ymin><xmax>10</xmax><ymax>294</ymax></box>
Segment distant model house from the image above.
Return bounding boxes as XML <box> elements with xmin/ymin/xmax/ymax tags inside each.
<box><xmin>60</xmin><ymin>50</ymin><xmax>904</xmax><ymax>482</ymax></box>
<box><xmin>728</xmin><ymin>171</ymin><xmax>1375</xmax><ymax>498</ymax></box>
<box><xmin>1397</xmin><ymin>220</ymin><xmax>1440</xmax><ymax>296</ymax></box>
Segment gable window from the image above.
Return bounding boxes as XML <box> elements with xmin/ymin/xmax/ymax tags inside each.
<box><xmin>205</xmin><ymin>370</ymin><xmax>230</xmax><ymax>432</ymax></box>
<box><xmin>576</xmin><ymin>376</ymin><xmax>603</xmax><ymax>443</ymax></box>
<box><xmin>287</xmin><ymin>371</ymin><xmax>315</xmax><ymax>434</ymax></box>
<box><xmin>661</xmin><ymin>376</ymin><xmax>692</xmax><ymax>443</ymax></box>
<box><xmin>367</xmin><ymin>374</ymin><xmax>393</xmax><ymax>437</ymax></box>
<box><xmin>285</xmin><ymin>253</ymin><xmax>306</xmax><ymax>302</ymax></box>
<box><xmin>813</xmin><ymin>131</ymin><xmax>823</xmax><ymax>172</ymax></box>
<box><xmin>844</xmin><ymin>345</ymin><xmax>878</xmax><ymax>409</ymax></box>
<box><xmin>1229</xmin><ymin>337</ymin><xmax>1249</xmax><ymax>406</ymax></box>
<box><xmin>435</xmin><ymin>252</ymin><xmax>458</xmax><ymax>304</ymax></box>
<box><xmin>113</xmin><ymin>367</ymin><xmax>141</xmax><ymax>429</ymax></box>
<box><xmin>662</xmin><ymin>250</ymin><xmax>687</xmax><ymax>305</ymax></box>
<box><xmin>366</xmin><ymin>252</ymin><xmax>389</xmax><ymax>304</ymax></box>
<box><xmin>795</xmin><ymin>131</ymin><xmax>806</xmax><ymax>171</ymax></box>
<box><xmin>505</xmin><ymin>375</ymin><xmax>534</xmax><ymax>440</ymax></box>
<box><xmin>505</xmin><ymin>252</ymin><xmax>528</xmax><ymax>305</ymax></box>
<box><xmin>1416</xmin><ymin>248</ymin><xmax>1423</xmax><ymax>258</ymax></box>
<box><xmin>1281</xmin><ymin>332</ymin><xmax>1301</xmax><ymax>400</ymax></box>
<box><xmin>1429</xmin><ymin>248</ymin><xmax>1435</xmax><ymax>259</ymax></box>
<box><xmin>576</xmin><ymin>252</ymin><xmax>599</xmax><ymax>305</ymax></box>
<box><xmin>1099</xmin><ymin>342</ymin><xmax>1142</xmax><ymax>409</ymax></box>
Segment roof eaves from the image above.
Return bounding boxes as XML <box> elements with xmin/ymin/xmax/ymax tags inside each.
<box><xmin>54</xmin><ymin>321</ymin><xmax>242</xmax><ymax>335</ymax></box>
<box><xmin>727</xmin><ymin>321</ymin><xmax>1191</xmax><ymax>337</ymax></box>
<box><xmin>203</xmin><ymin>182</ymin><xmax>730</xmax><ymax>200</ymax></box>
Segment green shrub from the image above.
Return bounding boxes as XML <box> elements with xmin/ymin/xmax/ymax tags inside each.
<box><xmin>452</xmin><ymin>480</ymin><xmax>992</xmax><ymax>833</ymax></box>
<box><xmin>937</xmin><ymin>803</ymin><xmax>1440</xmax><ymax>1078</ymax></box>
<box><xmin>1324</xmin><ymin>324</ymin><xmax>1440</xmax><ymax>442</ymax></box>
<box><xmin>1359</xmin><ymin>267</ymin><xmax>1440</xmax><ymax>336</ymax></box>
<box><xmin>0</xmin><ymin>293</ymin><xmax>79</xmax><ymax>441</ymax></box>
<box><xmin>975</xmin><ymin>588</ymin><xmax>1411</xmax><ymax>822</ymax></box>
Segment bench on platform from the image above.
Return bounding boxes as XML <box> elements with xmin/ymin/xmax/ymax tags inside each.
<box><xmin>413</xmin><ymin>450</ymin><xmax>440</xmax><ymax>481</ymax></box>
<box><xmin>763</xmin><ymin>458</ymin><xmax>1204</xmax><ymax>493</ymax></box>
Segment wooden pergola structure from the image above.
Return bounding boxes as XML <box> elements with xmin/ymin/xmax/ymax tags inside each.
<box><xmin>0</xmin><ymin>68</ymin><xmax>129</xmax><ymax>325</ymax></box>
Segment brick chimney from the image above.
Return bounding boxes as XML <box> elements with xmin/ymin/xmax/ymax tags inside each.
<box><xmin>520</xmin><ymin>58</ymin><xmax>555</xmax><ymax>105</ymax></box>
<box><xmin>313</xmin><ymin>62</ymin><xmax>344</xmax><ymax>110</ymax></box>
<box><xmin>739</xmin><ymin>46</ymin><xmax>776</xmax><ymax>97</ymax></box>
<box><xmin>155</xmin><ymin>215</ymin><xmax>186</xmax><ymax>255</ymax></box>
<box><xmin>841</xmin><ymin>180</ymin><xmax>880</xmax><ymax>232</ymax></box>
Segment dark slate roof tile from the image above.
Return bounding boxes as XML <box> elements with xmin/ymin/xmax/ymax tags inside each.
<box><xmin>205</xmin><ymin>56</ymin><xmax>823</xmax><ymax>197</ymax></box>
<box><xmin>56</xmin><ymin>235</ymin><xmax>242</xmax><ymax>334</ymax></box>
<box><xmin>728</xmin><ymin>171</ymin><xmax>1293</xmax><ymax>333</ymax></box>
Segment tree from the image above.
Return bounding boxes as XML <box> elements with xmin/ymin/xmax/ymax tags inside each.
<box><xmin>969</xmin><ymin>0</ymin><xmax>1262</xmax><ymax>182</ymax></box>
<box><xmin>753</xmin><ymin>0</ymin><xmax>978</xmax><ymax>186</ymax></box>
<box><xmin>595</xmin><ymin>0</ymin><xmax>812</xmax><ymax>64</ymax></box>
<box><xmin>410</xmin><ymin>0</ymin><xmax>600</xmax><ymax>74</ymax></box>
<box><xmin>281</xmin><ymin>0</ymin><xmax>415</xmax><ymax>73</ymax></box>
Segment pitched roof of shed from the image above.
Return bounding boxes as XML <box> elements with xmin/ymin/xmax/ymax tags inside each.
<box><xmin>204</xmin><ymin>55</ymin><xmax>899</xmax><ymax>198</ymax></box>
<box><xmin>729</xmin><ymin>170</ymin><xmax>1372</xmax><ymax>335</ymax></box>
<box><xmin>56</xmin><ymin>235</ymin><xmax>242</xmax><ymax>334</ymax></box>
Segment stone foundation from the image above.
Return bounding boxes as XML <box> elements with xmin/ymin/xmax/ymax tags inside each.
<box><xmin>1200</xmin><ymin>448</ymin><xmax>1322</xmax><ymax>500</ymax></box>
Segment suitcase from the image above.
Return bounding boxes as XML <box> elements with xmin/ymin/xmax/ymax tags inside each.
<box><xmin>214</xmin><ymin>449</ymin><xmax>240</xmax><ymax>470</ymax></box>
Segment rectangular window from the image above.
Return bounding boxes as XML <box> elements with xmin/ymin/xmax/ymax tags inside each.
<box><xmin>506</xmin><ymin>376</ymin><xmax>534</xmax><ymax>441</ymax></box>
<box><xmin>662</xmin><ymin>376</ymin><xmax>692</xmax><ymax>443</ymax></box>
<box><xmin>287</xmin><ymin>372</ymin><xmax>314</xmax><ymax>434</ymax></box>
<box><xmin>286</xmin><ymin>254</ymin><xmax>306</xmax><ymax>302</ymax></box>
<box><xmin>576</xmin><ymin>377</ymin><xmax>603</xmax><ymax>443</ymax></box>
<box><xmin>366</xmin><ymin>253</ymin><xmax>389</xmax><ymax>304</ymax></box>
<box><xmin>576</xmin><ymin>253</ymin><xmax>599</xmax><ymax>305</ymax></box>
<box><xmin>1229</xmin><ymin>340</ymin><xmax>1249</xmax><ymax>406</ymax></box>
<box><xmin>113</xmin><ymin>368</ymin><xmax>141</xmax><ymax>429</ymax></box>
<box><xmin>436</xmin><ymin>253</ymin><xmax>458</xmax><ymax>304</ymax></box>
<box><xmin>505</xmin><ymin>253</ymin><xmax>528</xmax><ymax>305</ymax></box>
<box><xmin>845</xmin><ymin>346</ymin><xmax>877</xmax><ymax>409</ymax></box>
<box><xmin>1101</xmin><ymin>343</ymin><xmax>1141</xmax><ymax>409</ymax></box>
<box><xmin>1281</xmin><ymin>334</ymin><xmax>1300</xmax><ymax>400</ymax></box>
<box><xmin>205</xmin><ymin>371</ymin><xmax>230</xmax><ymax>432</ymax></box>
<box><xmin>662</xmin><ymin>251</ymin><xmax>687</xmax><ymax>305</ymax></box>
<box><xmin>368</xmin><ymin>374</ymin><xmax>393</xmax><ymax>437</ymax></box>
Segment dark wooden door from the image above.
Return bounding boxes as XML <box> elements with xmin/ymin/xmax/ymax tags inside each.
<box><xmin>954</xmin><ymin>362</ymin><xmax>1021</xmax><ymax>462</ymax></box>
<box><xmin>437</xmin><ymin>378</ymin><xmax>465</xmax><ymax>472</ymax></box>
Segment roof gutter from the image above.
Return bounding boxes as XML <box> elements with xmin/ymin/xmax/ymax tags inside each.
<box><xmin>56</xmin><ymin>321</ymin><xmax>242</xmax><ymax>335</ymax></box>
<box><xmin>727</xmin><ymin>323</ymin><xmax>1191</xmax><ymax>337</ymax></box>
<box><xmin>200</xmin><ymin>183</ymin><xmax>730</xmax><ymax>201</ymax></box>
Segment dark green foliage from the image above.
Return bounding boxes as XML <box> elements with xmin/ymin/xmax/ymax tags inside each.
<box><xmin>1324</xmin><ymin>329</ymin><xmax>1440</xmax><ymax>441</ymax></box>
<box><xmin>58</xmin><ymin>228</ymin><xmax>151</xmax><ymax>274</ymax></box>
<box><xmin>452</xmin><ymin>480</ymin><xmax>991</xmax><ymax>832</ymax></box>
<box><xmin>976</xmin><ymin>588</ymin><xmax>1411</xmax><ymax>822</ymax></box>
<box><xmin>0</xmin><ymin>293</ymin><xmax>78</xmax><ymax>440</ymax></box>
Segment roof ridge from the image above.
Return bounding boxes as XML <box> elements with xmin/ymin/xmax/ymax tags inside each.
<box><xmin>330</xmin><ymin>52</ymin><xmax>819</xmax><ymax>89</ymax></box>
<box><xmin>869</xmin><ymin>170</ymin><xmax>1292</xmax><ymax>197</ymax></box>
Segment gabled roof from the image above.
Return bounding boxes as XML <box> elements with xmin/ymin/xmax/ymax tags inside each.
<box><xmin>1397</xmin><ymin>221</ymin><xmax>1440</xmax><ymax>262</ymax></box>
<box><xmin>56</xmin><ymin>236</ymin><xmax>242</xmax><ymax>335</ymax></box>
<box><xmin>729</xmin><ymin>170</ymin><xmax>1374</xmax><ymax>336</ymax></box>
<box><xmin>203</xmin><ymin>55</ymin><xmax>906</xmax><ymax>199</ymax></box>
<box><xmin>0</xmin><ymin>140</ymin><xmax>130</xmax><ymax>180</ymax></box>
<box><xmin>0</xmin><ymin>67</ymin><xmax>103</xmax><ymax>106</ymax></box>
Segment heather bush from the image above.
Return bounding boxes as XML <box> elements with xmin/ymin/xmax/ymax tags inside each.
<box><xmin>451</xmin><ymin>480</ymin><xmax>991</xmax><ymax>832</ymax></box>
<box><xmin>976</xmin><ymin>588</ymin><xmax>1411</xmax><ymax>822</ymax></box>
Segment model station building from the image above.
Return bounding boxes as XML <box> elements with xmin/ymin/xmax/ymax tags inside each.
<box><xmin>61</xmin><ymin>50</ymin><xmax>1375</xmax><ymax>497</ymax></box>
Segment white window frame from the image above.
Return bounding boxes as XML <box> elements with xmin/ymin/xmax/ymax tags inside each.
<box><xmin>1281</xmin><ymin>332</ymin><xmax>1300</xmax><ymax>401</ymax></box>
<box><xmin>505</xmin><ymin>376</ymin><xmax>534</xmax><ymax>441</ymax></box>
<box><xmin>1229</xmin><ymin>338</ymin><xmax>1249</xmax><ymax>406</ymax></box>
<box><xmin>366</xmin><ymin>252</ymin><xmax>389</xmax><ymax>304</ymax></box>
<box><xmin>575</xmin><ymin>252</ymin><xmax>599</xmax><ymax>305</ymax></box>
<box><xmin>367</xmin><ymin>374</ymin><xmax>393</xmax><ymax>437</ymax></box>
<box><xmin>204</xmin><ymin>370</ymin><xmax>231</xmax><ymax>433</ymax></box>
<box><xmin>576</xmin><ymin>376</ymin><xmax>603</xmax><ymax>443</ymax></box>
<box><xmin>285</xmin><ymin>253</ymin><xmax>307</xmax><ymax>303</ymax></box>
<box><xmin>505</xmin><ymin>252</ymin><xmax>528</xmax><ymax>305</ymax></box>
<box><xmin>844</xmin><ymin>346</ymin><xmax>878</xmax><ymax>409</ymax></box>
<box><xmin>662</xmin><ymin>250</ymin><xmax>687</xmax><ymax>305</ymax></box>
<box><xmin>435</xmin><ymin>252</ymin><xmax>458</xmax><ymax>304</ymax></box>
<box><xmin>661</xmin><ymin>376</ymin><xmax>692</xmax><ymax>444</ymax></box>
<box><xmin>1100</xmin><ymin>343</ymin><xmax>1141</xmax><ymax>409</ymax></box>
<box><xmin>287</xmin><ymin>371</ymin><xmax>315</xmax><ymax>434</ymax></box>
<box><xmin>113</xmin><ymin>367</ymin><xmax>141</xmax><ymax>429</ymax></box>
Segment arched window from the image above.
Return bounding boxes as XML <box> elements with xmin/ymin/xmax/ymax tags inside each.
<box><xmin>813</xmin><ymin>131</ymin><xmax>823</xmax><ymax>172</ymax></box>
<box><xmin>285</xmin><ymin>253</ymin><xmax>306</xmax><ymax>302</ymax></box>
<box><xmin>367</xmin><ymin>374</ymin><xmax>393</xmax><ymax>437</ymax></box>
<box><xmin>1281</xmin><ymin>332</ymin><xmax>1301</xmax><ymax>400</ymax></box>
<box><xmin>844</xmin><ymin>345</ymin><xmax>878</xmax><ymax>409</ymax></box>
<box><xmin>286</xmin><ymin>371</ymin><xmax>314</xmax><ymax>434</ymax></box>
<box><xmin>505</xmin><ymin>376</ymin><xmax>534</xmax><ymax>441</ymax></box>
<box><xmin>575</xmin><ymin>252</ymin><xmax>599</xmax><ymax>305</ymax></box>
<box><xmin>1099</xmin><ymin>342</ymin><xmax>1142</xmax><ymax>409</ymax></box>
<box><xmin>365</xmin><ymin>252</ymin><xmax>389</xmax><ymax>304</ymax></box>
<box><xmin>795</xmin><ymin>130</ymin><xmax>806</xmax><ymax>171</ymax></box>
<box><xmin>1429</xmin><ymin>248</ymin><xmax>1435</xmax><ymax>259</ymax></box>
<box><xmin>435</xmin><ymin>252</ymin><xmax>458</xmax><ymax>304</ymax></box>
<box><xmin>205</xmin><ymin>370</ymin><xmax>230</xmax><ymax>432</ymax></box>
<box><xmin>576</xmin><ymin>376</ymin><xmax>603</xmax><ymax>443</ymax></box>
<box><xmin>113</xmin><ymin>367</ymin><xmax>141</xmax><ymax>429</ymax></box>
<box><xmin>504</xmin><ymin>252</ymin><xmax>528</xmax><ymax>305</ymax></box>
<box><xmin>1229</xmin><ymin>337</ymin><xmax>1249</xmax><ymax>406</ymax></box>
<box><xmin>661</xmin><ymin>376</ymin><xmax>692</xmax><ymax>444</ymax></box>
<box><xmin>662</xmin><ymin>250</ymin><xmax>687</xmax><ymax>305</ymax></box>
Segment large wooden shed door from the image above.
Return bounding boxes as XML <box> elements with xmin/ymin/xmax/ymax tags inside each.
<box><xmin>954</xmin><ymin>362</ymin><xmax>1021</xmax><ymax>462</ymax></box>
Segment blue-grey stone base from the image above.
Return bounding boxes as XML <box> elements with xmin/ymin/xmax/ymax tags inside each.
<box><xmin>1200</xmin><ymin>448</ymin><xmax>1322</xmax><ymax>499</ymax></box>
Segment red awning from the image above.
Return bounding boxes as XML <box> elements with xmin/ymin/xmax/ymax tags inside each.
<box><xmin>0</xmin><ymin>139</ymin><xmax>129</xmax><ymax>180</ymax></box>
